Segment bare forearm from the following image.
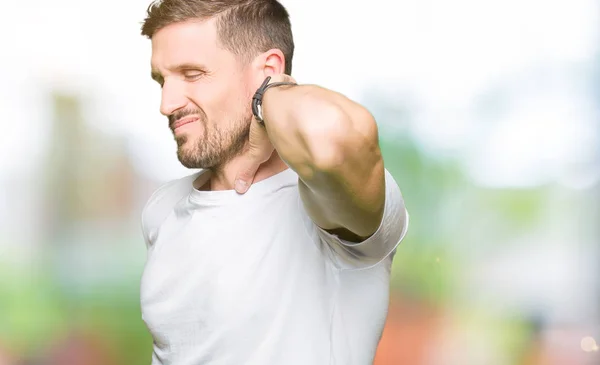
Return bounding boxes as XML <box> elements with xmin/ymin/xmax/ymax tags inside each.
<box><xmin>262</xmin><ymin>84</ymin><xmax>385</xmax><ymax>236</ymax></box>
<box><xmin>262</xmin><ymin>85</ymin><xmax>359</xmax><ymax>179</ymax></box>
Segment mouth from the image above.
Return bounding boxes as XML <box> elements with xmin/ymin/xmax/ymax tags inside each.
<box><xmin>172</xmin><ymin>117</ymin><xmax>199</xmax><ymax>131</ymax></box>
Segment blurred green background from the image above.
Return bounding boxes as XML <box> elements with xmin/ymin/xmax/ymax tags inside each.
<box><xmin>1</xmin><ymin>0</ymin><xmax>599</xmax><ymax>364</ymax></box>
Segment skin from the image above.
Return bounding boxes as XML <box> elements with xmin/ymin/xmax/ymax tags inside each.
<box><xmin>150</xmin><ymin>18</ymin><xmax>385</xmax><ymax>239</ymax></box>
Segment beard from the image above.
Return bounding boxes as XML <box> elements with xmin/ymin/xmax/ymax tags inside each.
<box><xmin>169</xmin><ymin>107</ymin><xmax>251</xmax><ymax>170</ymax></box>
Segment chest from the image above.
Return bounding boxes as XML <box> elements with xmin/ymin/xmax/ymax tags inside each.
<box><xmin>139</xmin><ymin>196</ymin><xmax>329</xmax><ymax>346</ymax></box>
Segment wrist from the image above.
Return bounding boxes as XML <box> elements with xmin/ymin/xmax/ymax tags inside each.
<box><xmin>252</xmin><ymin>76</ymin><xmax>297</xmax><ymax>124</ymax></box>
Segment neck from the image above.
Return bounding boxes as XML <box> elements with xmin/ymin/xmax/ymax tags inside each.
<box><xmin>198</xmin><ymin>152</ymin><xmax>289</xmax><ymax>191</ymax></box>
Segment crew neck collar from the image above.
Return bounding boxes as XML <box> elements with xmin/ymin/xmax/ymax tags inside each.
<box><xmin>188</xmin><ymin>168</ymin><xmax>297</xmax><ymax>206</ymax></box>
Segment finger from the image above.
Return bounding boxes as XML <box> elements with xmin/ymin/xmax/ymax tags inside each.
<box><xmin>248</xmin><ymin>118</ymin><xmax>271</xmax><ymax>153</ymax></box>
<box><xmin>271</xmin><ymin>74</ymin><xmax>297</xmax><ymax>85</ymax></box>
<box><xmin>235</xmin><ymin>120</ymin><xmax>272</xmax><ymax>194</ymax></box>
<box><xmin>234</xmin><ymin>159</ymin><xmax>261</xmax><ymax>194</ymax></box>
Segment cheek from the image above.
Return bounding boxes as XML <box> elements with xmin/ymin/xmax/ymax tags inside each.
<box><xmin>188</xmin><ymin>74</ymin><xmax>250</xmax><ymax>125</ymax></box>
<box><xmin>189</xmin><ymin>80</ymin><xmax>230</xmax><ymax>114</ymax></box>
<box><xmin>212</xmin><ymin>95</ymin><xmax>251</xmax><ymax>126</ymax></box>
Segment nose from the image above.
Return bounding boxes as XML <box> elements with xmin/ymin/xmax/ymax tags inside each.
<box><xmin>159</xmin><ymin>79</ymin><xmax>187</xmax><ymax>117</ymax></box>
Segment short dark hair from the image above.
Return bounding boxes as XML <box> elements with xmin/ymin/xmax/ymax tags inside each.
<box><xmin>141</xmin><ymin>0</ymin><xmax>295</xmax><ymax>75</ymax></box>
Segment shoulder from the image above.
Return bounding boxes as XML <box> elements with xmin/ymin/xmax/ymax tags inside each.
<box><xmin>141</xmin><ymin>171</ymin><xmax>201</xmax><ymax>248</ymax></box>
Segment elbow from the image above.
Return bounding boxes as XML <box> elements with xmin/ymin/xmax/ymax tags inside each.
<box><xmin>304</xmin><ymin>103</ymin><xmax>379</xmax><ymax>173</ymax></box>
<box><xmin>303</xmin><ymin>104</ymin><xmax>352</xmax><ymax>172</ymax></box>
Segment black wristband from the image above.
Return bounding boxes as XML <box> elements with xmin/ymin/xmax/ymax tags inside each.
<box><xmin>252</xmin><ymin>76</ymin><xmax>297</xmax><ymax>124</ymax></box>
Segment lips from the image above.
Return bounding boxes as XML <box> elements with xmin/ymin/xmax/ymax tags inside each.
<box><xmin>172</xmin><ymin>117</ymin><xmax>199</xmax><ymax>130</ymax></box>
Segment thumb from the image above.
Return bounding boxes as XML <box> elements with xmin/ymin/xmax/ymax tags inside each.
<box><xmin>234</xmin><ymin>119</ymin><xmax>274</xmax><ymax>194</ymax></box>
<box><xmin>234</xmin><ymin>160</ymin><xmax>261</xmax><ymax>194</ymax></box>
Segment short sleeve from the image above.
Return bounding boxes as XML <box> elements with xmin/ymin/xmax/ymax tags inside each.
<box><xmin>309</xmin><ymin>169</ymin><xmax>409</xmax><ymax>270</ymax></box>
<box><xmin>141</xmin><ymin>173</ymin><xmax>200</xmax><ymax>250</ymax></box>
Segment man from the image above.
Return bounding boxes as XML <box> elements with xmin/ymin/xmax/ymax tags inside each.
<box><xmin>139</xmin><ymin>1</ymin><xmax>409</xmax><ymax>364</ymax></box>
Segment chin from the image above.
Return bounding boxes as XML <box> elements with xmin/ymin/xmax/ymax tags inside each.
<box><xmin>177</xmin><ymin>146</ymin><xmax>218</xmax><ymax>170</ymax></box>
<box><xmin>175</xmin><ymin>134</ymin><xmax>198</xmax><ymax>154</ymax></box>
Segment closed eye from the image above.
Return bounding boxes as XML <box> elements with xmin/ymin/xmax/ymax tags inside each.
<box><xmin>183</xmin><ymin>72</ymin><xmax>202</xmax><ymax>81</ymax></box>
<box><xmin>150</xmin><ymin>64</ymin><xmax>209</xmax><ymax>87</ymax></box>
<box><xmin>183</xmin><ymin>71</ymin><xmax>204</xmax><ymax>81</ymax></box>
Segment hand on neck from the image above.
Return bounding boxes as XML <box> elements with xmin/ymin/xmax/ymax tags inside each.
<box><xmin>200</xmin><ymin>151</ymin><xmax>289</xmax><ymax>192</ymax></box>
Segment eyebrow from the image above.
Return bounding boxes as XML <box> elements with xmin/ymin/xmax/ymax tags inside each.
<box><xmin>151</xmin><ymin>69</ymin><xmax>163</xmax><ymax>83</ymax></box>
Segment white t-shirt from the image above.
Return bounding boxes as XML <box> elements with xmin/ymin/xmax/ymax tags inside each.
<box><xmin>140</xmin><ymin>168</ymin><xmax>408</xmax><ymax>365</ymax></box>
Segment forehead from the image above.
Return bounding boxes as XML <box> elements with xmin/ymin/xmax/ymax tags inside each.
<box><xmin>151</xmin><ymin>18</ymin><xmax>228</xmax><ymax>69</ymax></box>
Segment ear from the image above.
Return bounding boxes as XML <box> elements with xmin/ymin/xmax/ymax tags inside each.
<box><xmin>248</xmin><ymin>48</ymin><xmax>287</xmax><ymax>91</ymax></box>
<box><xmin>262</xmin><ymin>48</ymin><xmax>286</xmax><ymax>75</ymax></box>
